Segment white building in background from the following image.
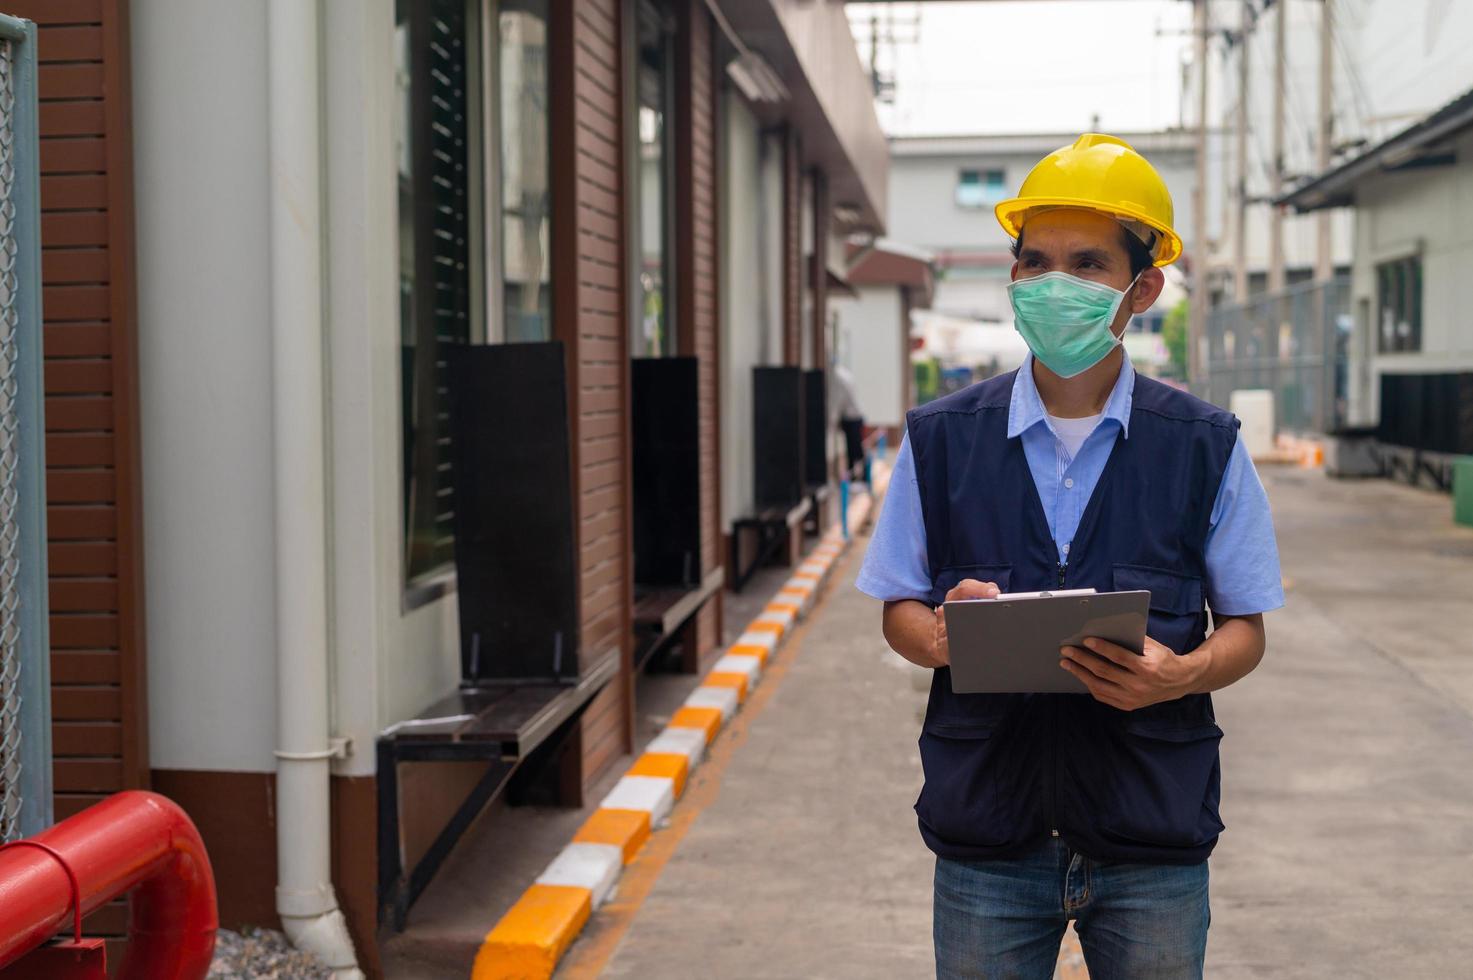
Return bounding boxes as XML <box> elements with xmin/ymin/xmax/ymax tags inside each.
<box><xmin>885</xmin><ymin>129</ymin><xmax>1195</xmax><ymax>377</ymax></box>
<box><xmin>1190</xmin><ymin>0</ymin><xmax>1473</xmax><ymax>302</ymax></box>
<box><xmin>831</xmin><ymin>240</ymin><xmax>934</xmax><ymax>434</ymax></box>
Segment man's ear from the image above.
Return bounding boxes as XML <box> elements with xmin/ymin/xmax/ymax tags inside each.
<box><xmin>1130</xmin><ymin>267</ymin><xmax>1165</xmax><ymax>313</ymax></box>
<box><xmin>1009</xmin><ymin>261</ymin><xmax>1020</xmax><ymax>282</ymax></box>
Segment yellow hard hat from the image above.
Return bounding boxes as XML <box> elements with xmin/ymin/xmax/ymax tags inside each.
<box><xmin>994</xmin><ymin>133</ymin><xmax>1183</xmax><ymax>267</ymax></box>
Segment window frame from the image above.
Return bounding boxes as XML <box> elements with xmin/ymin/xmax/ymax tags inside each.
<box><xmin>1375</xmin><ymin>253</ymin><xmax>1422</xmax><ymax>354</ymax></box>
<box><xmin>955</xmin><ymin>167</ymin><xmax>1005</xmax><ymax>210</ymax></box>
<box><xmin>628</xmin><ymin>0</ymin><xmax>678</xmax><ymax>359</ymax></box>
<box><xmin>397</xmin><ymin>0</ymin><xmax>553</xmax><ymax>609</ymax></box>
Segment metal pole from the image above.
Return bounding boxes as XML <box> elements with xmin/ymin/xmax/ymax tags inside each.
<box><xmin>1316</xmin><ymin>0</ymin><xmax>1334</xmax><ymax>282</ymax></box>
<box><xmin>0</xmin><ymin>15</ymin><xmax>52</xmax><ymax>840</ymax></box>
<box><xmin>1316</xmin><ymin>1</ymin><xmax>1337</xmax><ymax>432</ymax></box>
<box><xmin>1233</xmin><ymin>1</ymin><xmax>1250</xmax><ymax>302</ymax></box>
<box><xmin>1189</xmin><ymin>0</ymin><xmax>1209</xmax><ymax>387</ymax></box>
<box><xmin>1268</xmin><ymin>0</ymin><xmax>1287</xmax><ymax>293</ymax></box>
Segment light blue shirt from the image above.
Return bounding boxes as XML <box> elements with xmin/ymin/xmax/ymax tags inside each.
<box><xmin>856</xmin><ymin>354</ymin><xmax>1285</xmax><ymax>617</ymax></box>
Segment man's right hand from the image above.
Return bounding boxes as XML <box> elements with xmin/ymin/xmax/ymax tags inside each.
<box><xmin>933</xmin><ymin>579</ymin><xmax>1001</xmax><ymax>667</ymax></box>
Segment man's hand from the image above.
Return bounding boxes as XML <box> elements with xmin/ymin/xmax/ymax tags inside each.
<box><xmin>1059</xmin><ymin>635</ymin><xmax>1207</xmax><ymax>711</ymax></box>
<box><xmin>932</xmin><ymin>579</ymin><xmax>1001</xmax><ymax>667</ymax></box>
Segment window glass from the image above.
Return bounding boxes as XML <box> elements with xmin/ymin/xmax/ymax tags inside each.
<box><xmin>395</xmin><ymin>0</ymin><xmax>557</xmax><ymax>598</ymax></box>
<box><xmin>1376</xmin><ymin>255</ymin><xmax>1422</xmax><ymax>353</ymax></box>
<box><xmin>397</xmin><ymin>0</ymin><xmax>477</xmax><ymax>587</ymax></box>
<box><xmin>499</xmin><ymin>1</ymin><xmax>551</xmax><ymax>341</ymax></box>
<box><xmin>632</xmin><ymin>0</ymin><xmax>673</xmax><ymax>357</ymax></box>
<box><xmin>956</xmin><ymin>168</ymin><xmax>1005</xmax><ymax>209</ymax></box>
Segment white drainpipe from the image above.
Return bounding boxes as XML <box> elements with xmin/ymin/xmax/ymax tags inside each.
<box><xmin>267</xmin><ymin>1</ymin><xmax>363</xmax><ymax>976</ymax></box>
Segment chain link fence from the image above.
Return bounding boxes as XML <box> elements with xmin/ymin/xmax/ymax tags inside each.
<box><xmin>0</xmin><ymin>14</ymin><xmax>49</xmax><ymax>843</ymax></box>
<box><xmin>1196</xmin><ymin>277</ymin><xmax>1352</xmax><ymax>436</ymax></box>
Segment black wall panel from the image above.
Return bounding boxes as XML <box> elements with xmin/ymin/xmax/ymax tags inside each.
<box><xmin>804</xmin><ymin>368</ymin><xmax>827</xmax><ymax>488</ymax></box>
<box><xmin>754</xmin><ymin>366</ymin><xmax>805</xmax><ymax>508</ymax></box>
<box><xmin>446</xmin><ymin>342</ymin><xmax>579</xmax><ymax>682</ymax></box>
<box><xmin>1378</xmin><ymin>372</ymin><xmax>1473</xmax><ymax>454</ymax></box>
<box><xmin>631</xmin><ymin>357</ymin><xmax>702</xmax><ymax>586</ymax></box>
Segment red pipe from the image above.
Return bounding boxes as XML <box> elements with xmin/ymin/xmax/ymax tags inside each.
<box><xmin>0</xmin><ymin>790</ymin><xmax>217</xmax><ymax>978</ymax></box>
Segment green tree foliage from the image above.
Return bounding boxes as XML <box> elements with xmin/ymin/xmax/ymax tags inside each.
<box><xmin>1162</xmin><ymin>298</ymin><xmax>1189</xmax><ymax>379</ymax></box>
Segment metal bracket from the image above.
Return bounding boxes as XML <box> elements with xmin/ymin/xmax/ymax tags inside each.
<box><xmin>274</xmin><ymin>736</ymin><xmax>352</xmax><ymax>762</ymax></box>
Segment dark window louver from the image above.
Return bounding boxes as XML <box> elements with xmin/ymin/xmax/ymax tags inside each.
<box><xmin>401</xmin><ymin>0</ymin><xmax>472</xmax><ymax>584</ymax></box>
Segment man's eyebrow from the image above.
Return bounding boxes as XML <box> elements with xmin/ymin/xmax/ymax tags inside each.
<box><xmin>1070</xmin><ymin>247</ymin><xmax>1116</xmax><ymax>265</ymax></box>
<box><xmin>1017</xmin><ymin>247</ymin><xmax>1049</xmax><ymax>263</ymax></box>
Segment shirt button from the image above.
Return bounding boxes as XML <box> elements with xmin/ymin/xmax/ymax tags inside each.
<box><xmin>1063</xmin><ymin>543</ymin><xmax>1071</xmax><ymax>555</ymax></box>
<box><xmin>1064</xmin><ymin>478</ymin><xmax>1075</xmax><ymax>489</ymax></box>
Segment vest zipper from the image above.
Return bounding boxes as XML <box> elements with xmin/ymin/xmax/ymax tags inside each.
<box><xmin>1051</xmin><ymin>561</ymin><xmax>1065</xmax><ymax>839</ymax></box>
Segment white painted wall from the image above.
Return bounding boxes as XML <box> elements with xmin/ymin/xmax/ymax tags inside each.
<box><xmin>1346</xmin><ymin>127</ymin><xmax>1473</xmax><ymax>424</ymax></box>
<box><xmin>133</xmin><ymin>0</ymin><xmax>459</xmax><ymax>777</ymax></box>
<box><xmin>721</xmin><ymin>93</ymin><xmax>763</xmax><ymax>530</ymax></box>
<box><xmin>761</xmin><ymin>132</ymin><xmax>785</xmax><ymax>366</ymax></box>
<box><xmin>133</xmin><ymin>0</ymin><xmax>277</xmax><ymax>772</ymax></box>
<box><xmin>833</xmin><ymin>287</ymin><xmax>904</xmax><ymax>428</ymax></box>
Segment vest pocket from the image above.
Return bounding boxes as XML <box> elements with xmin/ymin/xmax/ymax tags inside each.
<box><xmin>1097</xmin><ymin>715</ymin><xmax>1225</xmax><ymax>849</ymax></box>
<box><xmin>1111</xmin><ymin>563</ymin><xmax>1206</xmax><ymax>655</ymax></box>
<box><xmin>916</xmin><ymin>717</ymin><xmax>1028</xmax><ymax>849</ymax></box>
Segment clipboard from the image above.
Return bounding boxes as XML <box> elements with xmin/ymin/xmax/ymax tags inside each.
<box><xmin>943</xmin><ymin>589</ymin><xmax>1150</xmax><ymax>694</ymax></box>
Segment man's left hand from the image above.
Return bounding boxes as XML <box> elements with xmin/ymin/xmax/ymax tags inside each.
<box><xmin>1059</xmin><ymin>635</ymin><xmax>1205</xmax><ymax>711</ymax></box>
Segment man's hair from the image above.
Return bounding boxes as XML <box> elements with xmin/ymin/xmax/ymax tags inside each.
<box><xmin>1010</xmin><ymin>224</ymin><xmax>1155</xmax><ymax>279</ymax></box>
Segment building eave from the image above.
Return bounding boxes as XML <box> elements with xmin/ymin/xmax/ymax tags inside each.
<box><xmin>1277</xmin><ymin>87</ymin><xmax>1473</xmax><ymax>213</ymax></box>
<box><xmin>710</xmin><ymin>0</ymin><xmax>889</xmax><ymax>235</ymax></box>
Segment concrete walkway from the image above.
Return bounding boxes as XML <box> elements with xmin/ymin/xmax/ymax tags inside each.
<box><xmin>562</xmin><ymin>466</ymin><xmax>1473</xmax><ymax>979</ymax></box>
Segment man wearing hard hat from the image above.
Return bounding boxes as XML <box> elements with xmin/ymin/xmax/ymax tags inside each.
<box><xmin>857</xmin><ymin>135</ymin><xmax>1283</xmax><ymax>977</ymax></box>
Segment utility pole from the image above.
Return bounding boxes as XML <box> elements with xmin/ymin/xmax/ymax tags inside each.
<box><xmin>1233</xmin><ymin>1</ymin><xmax>1251</xmax><ymax>302</ymax></box>
<box><xmin>1268</xmin><ymin>0</ymin><xmax>1287</xmax><ymax>294</ymax></box>
<box><xmin>1189</xmin><ymin>0</ymin><xmax>1209</xmax><ymax>386</ymax></box>
<box><xmin>1316</xmin><ymin>0</ymin><xmax>1334</xmax><ymax>282</ymax></box>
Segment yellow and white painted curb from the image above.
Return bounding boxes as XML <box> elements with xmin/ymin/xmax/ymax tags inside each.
<box><xmin>472</xmin><ymin>487</ymin><xmax>880</xmax><ymax>979</ymax></box>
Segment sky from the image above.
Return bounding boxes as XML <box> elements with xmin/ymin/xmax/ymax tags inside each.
<box><xmin>847</xmin><ymin>1</ymin><xmax>1195</xmax><ymax>137</ymax></box>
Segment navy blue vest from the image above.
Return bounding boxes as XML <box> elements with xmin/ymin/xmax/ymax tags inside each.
<box><xmin>906</xmin><ymin>368</ymin><xmax>1239</xmax><ymax>865</ymax></box>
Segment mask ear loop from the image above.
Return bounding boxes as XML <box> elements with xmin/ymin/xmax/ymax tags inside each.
<box><xmin>1110</xmin><ymin>270</ymin><xmax>1146</xmax><ymax>338</ymax></box>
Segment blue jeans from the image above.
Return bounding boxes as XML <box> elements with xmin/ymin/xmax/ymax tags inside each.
<box><xmin>933</xmin><ymin>837</ymin><xmax>1209</xmax><ymax>979</ymax></box>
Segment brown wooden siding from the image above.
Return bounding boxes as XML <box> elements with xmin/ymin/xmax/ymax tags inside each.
<box><xmin>551</xmin><ymin>0</ymin><xmax>633</xmax><ymax>793</ymax></box>
<box><xmin>10</xmin><ymin>0</ymin><xmax>148</xmax><ymax>829</ymax></box>
<box><xmin>675</xmin><ymin>0</ymin><xmax>720</xmax><ymax>667</ymax></box>
<box><xmin>781</xmin><ymin>128</ymin><xmax>802</xmax><ymax>367</ymax></box>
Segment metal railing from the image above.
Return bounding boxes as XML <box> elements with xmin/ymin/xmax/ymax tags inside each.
<box><xmin>1196</xmin><ymin>277</ymin><xmax>1351</xmax><ymax>436</ymax></box>
<box><xmin>0</xmin><ymin>13</ymin><xmax>50</xmax><ymax>843</ymax></box>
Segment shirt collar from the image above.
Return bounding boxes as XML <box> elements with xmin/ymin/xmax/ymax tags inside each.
<box><xmin>1007</xmin><ymin>351</ymin><xmax>1136</xmax><ymax>440</ymax></box>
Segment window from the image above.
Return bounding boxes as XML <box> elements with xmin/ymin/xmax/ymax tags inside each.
<box><xmin>956</xmin><ymin>168</ymin><xmax>1006</xmax><ymax>209</ymax></box>
<box><xmin>496</xmin><ymin>2</ymin><xmax>552</xmax><ymax>341</ymax></box>
<box><xmin>396</xmin><ymin>0</ymin><xmax>551</xmax><ymax>597</ymax></box>
<box><xmin>631</xmin><ymin>0</ymin><xmax>675</xmax><ymax>357</ymax></box>
<box><xmin>1375</xmin><ymin>255</ymin><xmax>1421</xmax><ymax>353</ymax></box>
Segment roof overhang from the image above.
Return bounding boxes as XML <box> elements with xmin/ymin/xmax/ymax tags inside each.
<box><xmin>846</xmin><ymin>239</ymin><xmax>936</xmax><ymax>309</ymax></box>
<box><xmin>1278</xmin><ymin>88</ymin><xmax>1473</xmax><ymax>212</ymax></box>
<box><xmin>709</xmin><ymin>0</ymin><xmax>889</xmax><ymax>235</ymax></box>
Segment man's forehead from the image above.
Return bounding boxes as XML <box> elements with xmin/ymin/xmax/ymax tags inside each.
<box><xmin>1019</xmin><ymin>208</ymin><xmax>1122</xmax><ymax>244</ymax></box>
<box><xmin>1013</xmin><ymin>209</ymin><xmax>1125</xmax><ymax>256</ymax></box>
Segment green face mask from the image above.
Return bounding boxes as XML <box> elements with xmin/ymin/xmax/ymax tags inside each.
<box><xmin>1007</xmin><ymin>270</ymin><xmax>1139</xmax><ymax>379</ymax></box>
